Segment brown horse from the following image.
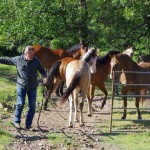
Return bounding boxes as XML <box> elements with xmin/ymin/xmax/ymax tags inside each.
<box><xmin>60</xmin><ymin>48</ymin><xmax>97</xmax><ymax>127</ymax></box>
<box><xmin>33</xmin><ymin>43</ymin><xmax>89</xmax><ymax>96</ymax></box>
<box><xmin>43</xmin><ymin>57</ymin><xmax>75</xmax><ymax>110</ymax></box>
<box><xmin>44</xmin><ymin>50</ymin><xmax>120</xmax><ymax>113</ymax></box>
<box><xmin>114</xmin><ymin>47</ymin><xmax>135</xmax><ymax>94</ymax></box>
<box><xmin>33</xmin><ymin>43</ymin><xmax>89</xmax><ymax>70</ymax></box>
<box><xmin>110</xmin><ymin>53</ymin><xmax>150</xmax><ymax>119</ymax></box>
<box><xmin>88</xmin><ymin>50</ymin><xmax>121</xmax><ymax>110</ymax></box>
<box><xmin>138</xmin><ymin>62</ymin><xmax>150</xmax><ymax>105</ymax></box>
<box><xmin>137</xmin><ymin>53</ymin><xmax>150</xmax><ymax>63</ymax></box>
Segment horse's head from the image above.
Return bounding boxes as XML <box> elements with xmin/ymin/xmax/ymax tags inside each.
<box><xmin>83</xmin><ymin>47</ymin><xmax>97</xmax><ymax>74</ymax></box>
<box><xmin>137</xmin><ymin>53</ymin><xmax>150</xmax><ymax>63</ymax></box>
<box><xmin>80</xmin><ymin>42</ymin><xmax>89</xmax><ymax>56</ymax></box>
<box><xmin>123</xmin><ymin>46</ymin><xmax>135</xmax><ymax>58</ymax></box>
<box><xmin>109</xmin><ymin>54</ymin><xmax>121</xmax><ymax>79</ymax></box>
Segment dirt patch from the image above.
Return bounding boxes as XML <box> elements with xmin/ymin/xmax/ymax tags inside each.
<box><xmin>2</xmin><ymin>95</ymin><xmax>118</xmax><ymax>150</ymax></box>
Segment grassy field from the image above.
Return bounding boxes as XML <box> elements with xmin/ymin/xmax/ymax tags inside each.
<box><xmin>0</xmin><ymin>64</ymin><xmax>150</xmax><ymax>150</ymax></box>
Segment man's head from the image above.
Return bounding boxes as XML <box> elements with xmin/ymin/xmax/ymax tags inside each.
<box><xmin>24</xmin><ymin>46</ymin><xmax>35</xmax><ymax>60</ymax></box>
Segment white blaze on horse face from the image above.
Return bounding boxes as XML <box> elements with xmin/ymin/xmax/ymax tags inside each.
<box><xmin>90</xmin><ymin>57</ymin><xmax>97</xmax><ymax>74</ymax></box>
<box><xmin>110</xmin><ymin>61</ymin><xmax>116</xmax><ymax>79</ymax></box>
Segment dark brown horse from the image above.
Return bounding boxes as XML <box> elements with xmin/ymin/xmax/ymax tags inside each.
<box><xmin>87</xmin><ymin>50</ymin><xmax>121</xmax><ymax>111</ymax></box>
<box><xmin>44</xmin><ymin>50</ymin><xmax>120</xmax><ymax>114</ymax></box>
<box><xmin>110</xmin><ymin>53</ymin><xmax>150</xmax><ymax>119</ymax></box>
<box><xmin>137</xmin><ymin>53</ymin><xmax>150</xmax><ymax>63</ymax></box>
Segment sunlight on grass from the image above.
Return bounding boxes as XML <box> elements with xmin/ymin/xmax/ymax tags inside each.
<box><xmin>102</xmin><ymin>132</ymin><xmax>150</xmax><ymax>150</ymax></box>
<box><xmin>0</xmin><ymin>130</ymin><xmax>13</xmax><ymax>150</ymax></box>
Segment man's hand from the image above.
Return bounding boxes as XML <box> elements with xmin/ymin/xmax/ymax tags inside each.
<box><xmin>43</xmin><ymin>77</ymin><xmax>47</xmax><ymax>84</ymax></box>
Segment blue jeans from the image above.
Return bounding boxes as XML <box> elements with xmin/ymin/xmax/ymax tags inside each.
<box><xmin>14</xmin><ymin>86</ymin><xmax>37</xmax><ymax>127</ymax></box>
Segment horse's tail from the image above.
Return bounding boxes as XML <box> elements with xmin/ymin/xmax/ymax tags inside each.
<box><xmin>60</xmin><ymin>71</ymin><xmax>80</xmax><ymax>106</ymax></box>
<box><xmin>45</xmin><ymin>61</ymin><xmax>61</xmax><ymax>90</ymax></box>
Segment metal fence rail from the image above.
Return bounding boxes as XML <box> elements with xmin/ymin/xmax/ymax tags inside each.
<box><xmin>110</xmin><ymin>70</ymin><xmax>150</xmax><ymax>133</ymax></box>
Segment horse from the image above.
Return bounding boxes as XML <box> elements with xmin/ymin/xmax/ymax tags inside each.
<box><xmin>44</xmin><ymin>50</ymin><xmax>121</xmax><ymax>112</ymax></box>
<box><xmin>114</xmin><ymin>47</ymin><xmax>135</xmax><ymax>94</ymax></box>
<box><xmin>110</xmin><ymin>53</ymin><xmax>150</xmax><ymax>119</ymax></box>
<box><xmin>33</xmin><ymin>42</ymin><xmax>89</xmax><ymax>96</ymax></box>
<box><xmin>137</xmin><ymin>62</ymin><xmax>150</xmax><ymax>105</ymax></box>
<box><xmin>60</xmin><ymin>48</ymin><xmax>97</xmax><ymax>127</ymax></box>
<box><xmin>122</xmin><ymin>46</ymin><xmax>134</xmax><ymax>58</ymax></box>
<box><xmin>33</xmin><ymin>43</ymin><xmax>89</xmax><ymax>70</ymax></box>
<box><xmin>88</xmin><ymin>50</ymin><xmax>121</xmax><ymax>110</ymax></box>
<box><xmin>137</xmin><ymin>53</ymin><xmax>150</xmax><ymax>63</ymax></box>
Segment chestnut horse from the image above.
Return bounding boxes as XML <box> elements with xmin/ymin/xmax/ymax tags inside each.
<box><xmin>114</xmin><ymin>47</ymin><xmax>135</xmax><ymax>94</ymax></box>
<box><xmin>33</xmin><ymin>43</ymin><xmax>89</xmax><ymax>70</ymax></box>
<box><xmin>33</xmin><ymin>43</ymin><xmax>89</xmax><ymax>95</ymax></box>
<box><xmin>110</xmin><ymin>53</ymin><xmax>150</xmax><ymax>119</ymax></box>
<box><xmin>44</xmin><ymin>50</ymin><xmax>120</xmax><ymax>113</ymax></box>
<box><xmin>60</xmin><ymin>48</ymin><xmax>97</xmax><ymax>127</ymax></box>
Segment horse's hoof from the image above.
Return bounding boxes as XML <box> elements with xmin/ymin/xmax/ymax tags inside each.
<box><xmin>87</xmin><ymin>113</ymin><xmax>92</xmax><ymax>117</ymax></box>
<box><xmin>68</xmin><ymin>124</ymin><xmax>73</xmax><ymax>128</ymax></box>
<box><xmin>55</xmin><ymin>93</ymin><xmax>60</xmax><ymax>97</ymax></box>
<box><xmin>79</xmin><ymin>123</ymin><xmax>85</xmax><ymax>127</ymax></box>
<box><xmin>121</xmin><ymin>116</ymin><xmax>126</xmax><ymax>119</ymax></box>
<box><xmin>100</xmin><ymin>103</ymin><xmax>105</xmax><ymax>109</ymax></box>
<box><xmin>74</xmin><ymin>119</ymin><xmax>78</xmax><ymax>123</ymax></box>
<box><xmin>43</xmin><ymin>107</ymin><xmax>47</xmax><ymax>111</ymax></box>
<box><xmin>137</xmin><ymin>116</ymin><xmax>142</xmax><ymax>120</ymax></box>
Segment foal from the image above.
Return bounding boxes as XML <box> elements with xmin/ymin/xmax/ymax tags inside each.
<box><xmin>60</xmin><ymin>48</ymin><xmax>97</xmax><ymax>127</ymax></box>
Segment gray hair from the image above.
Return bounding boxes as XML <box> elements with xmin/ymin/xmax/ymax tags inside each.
<box><xmin>24</xmin><ymin>46</ymin><xmax>34</xmax><ymax>54</ymax></box>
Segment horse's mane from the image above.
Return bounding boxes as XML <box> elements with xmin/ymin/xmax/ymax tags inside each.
<box><xmin>66</xmin><ymin>44</ymin><xmax>82</xmax><ymax>53</ymax></box>
<box><xmin>97</xmin><ymin>50</ymin><xmax>121</xmax><ymax>64</ymax></box>
<box><xmin>118</xmin><ymin>53</ymin><xmax>140</xmax><ymax>70</ymax></box>
<box><xmin>33</xmin><ymin>45</ymin><xmax>50</xmax><ymax>53</ymax></box>
<box><xmin>82</xmin><ymin>48</ymin><xmax>96</xmax><ymax>62</ymax></box>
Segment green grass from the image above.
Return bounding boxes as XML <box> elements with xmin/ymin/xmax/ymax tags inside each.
<box><xmin>47</xmin><ymin>132</ymin><xmax>77</xmax><ymax>149</ymax></box>
<box><xmin>0</xmin><ymin>130</ymin><xmax>13</xmax><ymax>150</ymax></box>
<box><xmin>0</xmin><ymin>65</ymin><xmax>150</xmax><ymax>150</ymax></box>
<box><xmin>102</xmin><ymin>132</ymin><xmax>150</xmax><ymax>150</ymax></box>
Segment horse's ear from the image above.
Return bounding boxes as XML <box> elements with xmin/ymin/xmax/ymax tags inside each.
<box><xmin>109</xmin><ymin>54</ymin><xmax>113</xmax><ymax>58</ymax></box>
<box><xmin>80</xmin><ymin>40</ymin><xmax>89</xmax><ymax>47</ymax></box>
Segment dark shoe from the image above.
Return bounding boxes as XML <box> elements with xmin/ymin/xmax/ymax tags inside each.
<box><xmin>14</xmin><ymin>123</ymin><xmax>21</xmax><ymax>129</ymax></box>
<box><xmin>26</xmin><ymin>126</ymin><xmax>34</xmax><ymax>131</ymax></box>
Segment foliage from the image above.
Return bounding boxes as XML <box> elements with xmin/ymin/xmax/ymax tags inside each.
<box><xmin>0</xmin><ymin>0</ymin><xmax>149</xmax><ymax>55</ymax></box>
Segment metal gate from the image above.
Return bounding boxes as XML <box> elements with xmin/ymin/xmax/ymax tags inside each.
<box><xmin>110</xmin><ymin>70</ymin><xmax>150</xmax><ymax>133</ymax></box>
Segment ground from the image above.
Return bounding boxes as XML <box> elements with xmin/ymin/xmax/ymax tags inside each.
<box><xmin>2</xmin><ymin>94</ymin><xmax>119</xmax><ymax>150</ymax></box>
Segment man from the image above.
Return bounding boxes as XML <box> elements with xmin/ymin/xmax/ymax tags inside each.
<box><xmin>0</xmin><ymin>46</ymin><xmax>47</xmax><ymax>130</ymax></box>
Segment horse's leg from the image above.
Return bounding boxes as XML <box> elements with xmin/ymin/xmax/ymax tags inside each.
<box><xmin>97</xmin><ymin>83</ymin><xmax>108</xmax><ymax>109</ymax></box>
<box><xmin>121</xmin><ymin>87</ymin><xmax>127</xmax><ymax>119</ymax></box>
<box><xmin>68</xmin><ymin>94</ymin><xmax>73</xmax><ymax>128</ymax></box>
<box><xmin>73</xmin><ymin>90</ymin><xmax>79</xmax><ymax>123</ymax></box>
<box><xmin>114</xmin><ymin>73</ymin><xmax>120</xmax><ymax>95</ymax></box>
<box><xmin>87</xmin><ymin>84</ymin><xmax>95</xmax><ymax>116</ymax></box>
<box><xmin>59</xmin><ymin>81</ymin><xmax>65</xmax><ymax>96</ymax></box>
<box><xmin>79</xmin><ymin>91</ymin><xmax>85</xmax><ymax>127</ymax></box>
<box><xmin>135</xmin><ymin>97</ymin><xmax>142</xmax><ymax>119</ymax></box>
<box><xmin>43</xmin><ymin>78</ymin><xmax>61</xmax><ymax>110</ymax></box>
<box><xmin>140</xmin><ymin>88</ymin><xmax>147</xmax><ymax>107</ymax></box>
<box><xmin>54</xmin><ymin>81</ymin><xmax>64</xmax><ymax>96</ymax></box>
